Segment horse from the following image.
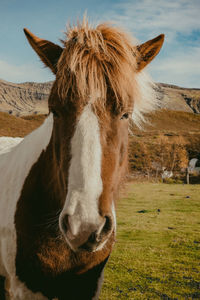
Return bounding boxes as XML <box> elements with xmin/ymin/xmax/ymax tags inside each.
<box><xmin>0</xmin><ymin>137</ymin><xmax>23</xmax><ymax>155</ymax></box>
<box><xmin>0</xmin><ymin>19</ymin><xmax>164</xmax><ymax>299</ymax></box>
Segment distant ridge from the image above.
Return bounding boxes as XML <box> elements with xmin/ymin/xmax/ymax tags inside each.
<box><xmin>159</xmin><ymin>82</ymin><xmax>200</xmax><ymax>91</ymax></box>
<box><xmin>0</xmin><ymin>79</ymin><xmax>52</xmax><ymax>116</ymax></box>
<box><xmin>156</xmin><ymin>83</ymin><xmax>200</xmax><ymax>114</ymax></box>
<box><xmin>0</xmin><ymin>79</ymin><xmax>199</xmax><ymax>116</ymax></box>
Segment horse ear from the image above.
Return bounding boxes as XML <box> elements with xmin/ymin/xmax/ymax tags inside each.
<box><xmin>24</xmin><ymin>28</ymin><xmax>63</xmax><ymax>74</ymax></box>
<box><xmin>136</xmin><ymin>34</ymin><xmax>164</xmax><ymax>71</ymax></box>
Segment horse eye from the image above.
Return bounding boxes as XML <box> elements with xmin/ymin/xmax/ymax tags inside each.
<box><xmin>120</xmin><ymin>112</ymin><xmax>129</xmax><ymax>120</ymax></box>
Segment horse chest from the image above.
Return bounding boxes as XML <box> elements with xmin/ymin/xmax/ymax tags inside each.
<box><xmin>15</xmin><ymin>240</ymin><xmax>108</xmax><ymax>300</ymax></box>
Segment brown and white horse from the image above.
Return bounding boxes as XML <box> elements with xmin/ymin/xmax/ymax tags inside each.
<box><xmin>0</xmin><ymin>20</ymin><xmax>164</xmax><ymax>299</ymax></box>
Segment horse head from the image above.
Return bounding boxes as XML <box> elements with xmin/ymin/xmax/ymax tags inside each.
<box><xmin>24</xmin><ymin>21</ymin><xmax>164</xmax><ymax>253</ymax></box>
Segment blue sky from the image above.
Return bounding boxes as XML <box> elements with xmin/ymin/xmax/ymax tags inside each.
<box><xmin>0</xmin><ymin>0</ymin><xmax>199</xmax><ymax>88</ymax></box>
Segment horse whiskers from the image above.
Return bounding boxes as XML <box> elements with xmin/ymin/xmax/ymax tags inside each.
<box><xmin>54</xmin><ymin>232</ymin><xmax>64</xmax><ymax>242</ymax></box>
<box><xmin>31</xmin><ymin>209</ymin><xmax>62</xmax><ymax>232</ymax></box>
<box><xmin>43</xmin><ymin>209</ymin><xmax>62</xmax><ymax>219</ymax></box>
<box><xmin>34</xmin><ymin>218</ymin><xmax>59</xmax><ymax>229</ymax></box>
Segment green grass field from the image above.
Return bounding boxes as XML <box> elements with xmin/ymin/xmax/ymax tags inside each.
<box><xmin>100</xmin><ymin>183</ymin><xmax>200</xmax><ymax>300</ymax></box>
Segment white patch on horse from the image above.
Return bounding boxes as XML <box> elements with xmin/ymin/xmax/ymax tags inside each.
<box><xmin>0</xmin><ymin>137</ymin><xmax>23</xmax><ymax>155</ymax></box>
<box><xmin>60</xmin><ymin>105</ymin><xmax>104</xmax><ymax>249</ymax></box>
<box><xmin>0</xmin><ymin>114</ymin><xmax>53</xmax><ymax>299</ymax></box>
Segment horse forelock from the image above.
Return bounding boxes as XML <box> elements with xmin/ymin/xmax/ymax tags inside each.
<box><xmin>55</xmin><ymin>20</ymin><xmax>157</xmax><ymax>127</ymax></box>
<box><xmin>56</xmin><ymin>21</ymin><xmax>137</xmax><ymax>105</ymax></box>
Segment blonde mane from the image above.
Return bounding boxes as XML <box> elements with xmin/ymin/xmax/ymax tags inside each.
<box><xmin>56</xmin><ymin>20</ymin><xmax>158</xmax><ymax>127</ymax></box>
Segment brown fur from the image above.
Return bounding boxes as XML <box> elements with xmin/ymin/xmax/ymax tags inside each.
<box><xmin>14</xmin><ymin>19</ymin><xmax>164</xmax><ymax>299</ymax></box>
<box><xmin>56</xmin><ymin>21</ymin><xmax>138</xmax><ymax>110</ymax></box>
<box><xmin>15</xmin><ymin>87</ymin><xmax>115</xmax><ymax>298</ymax></box>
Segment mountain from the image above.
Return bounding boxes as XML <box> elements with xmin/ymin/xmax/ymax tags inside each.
<box><xmin>0</xmin><ymin>79</ymin><xmax>199</xmax><ymax>116</ymax></box>
<box><xmin>157</xmin><ymin>83</ymin><xmax>200</xmax><ymax>114</ymax></box>
<box><xmin>0</xmin><ymin>79</ymin><xmax>51</xmax><ymax>116</ymax></box>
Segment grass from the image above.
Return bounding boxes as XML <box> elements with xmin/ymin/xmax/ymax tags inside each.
<box><xmin>0</xmin><ymin>112</ymin><xmax>45</xmax><ymax>137</ymax></box>
<box><xmin>100</xmin><ymin>183</ymin><xmax>200</xmax><ymax>300</ymax></box>
<box><xmin>1</xmin><ymin>109</ymin><xmax>200</xmax><ymax>137</ymax></box>
<box><xmin>133</xmin><ymin>110</ymin><xmax>200</xmax><ymax>135</ymax></box>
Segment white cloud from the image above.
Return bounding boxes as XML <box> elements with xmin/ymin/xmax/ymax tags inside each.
<box><xmin>0</xmin><ymin>60</ymin><xmax>54</xmax><ymax>83</ymax></box>
<box><xmin>1</xmin><ymin>0</ymin><xmax>199</xmax><ymax>88</ymax></box>
<box><xmin>150</xmin><ymin>46</ymin><xmax>200</xmax><ymax>87</ymax></box>
<box><xmin>103</xmin><ymin>0</ymin><xmax>200</xmax><ymax>42</ymax></box>
<box><xmin>97</xmin><ymin>0</ymin><xmax>200</xmax><ymax>88</ymax></box>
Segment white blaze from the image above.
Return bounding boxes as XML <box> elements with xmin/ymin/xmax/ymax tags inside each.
<box><xmin>61</xmin><ymin>104</ymin><xmax>103</xmax><ymax>239</ymax></box>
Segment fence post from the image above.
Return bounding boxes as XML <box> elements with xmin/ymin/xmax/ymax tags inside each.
<box><xmin>186</xmin><ymin>168</ymin><xmax>190</xmax><ymax>184</ymax></box>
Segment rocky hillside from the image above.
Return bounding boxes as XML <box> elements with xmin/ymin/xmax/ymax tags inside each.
<box><xmin>157</xmin><ymin>83</ymin><xmax>200</xmax><ymax>113</ymax></box>
<box><xmin>0</xmin><ymin>78</ymin><xmax>199</xmax><ymax>116</ymax></box>
<box><xmin>0</xmin><ymin>79</ymin><xmax>51</xmax><ymax>116</ymax></box>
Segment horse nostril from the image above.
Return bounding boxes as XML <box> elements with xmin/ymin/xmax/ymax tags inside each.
<box><xmin>83</xmin><ymin>216</ymin><xmax>113</xmax><ymax>249</ymax></box>
<box><xmin>60</xmin><ymin>213</ymin><xmax>114</xmax><ymax>252</ymax></box>
<box><xmin>102</xmin><ymin>215</ymin><xmax>113</xmax><ymax>234</ymax></box>
<box><xmin>61</xmin><ymin>214</ymin><xmax>69</xmax><ymax>233</ymax></box>
<box><xmin>87</xmin><ymin>231</ymin><xmax>97</xmax><ymax>244</ymax></box>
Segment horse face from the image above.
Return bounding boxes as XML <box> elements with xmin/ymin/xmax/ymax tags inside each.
<box><xmin>48</xmin><ymin>88</ymin><xmax>130</xmax><ymax>252</ymax></box>
<box><xmin>24</xmin><ymin>24</ymin><xmax>164</xmax><ymax>253</ymax></box>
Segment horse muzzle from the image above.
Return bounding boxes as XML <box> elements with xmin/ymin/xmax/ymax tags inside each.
<box><xmin>59</xmin><ymin>213</ymin><xmax>114</xmax><ymax>252</ymax></box>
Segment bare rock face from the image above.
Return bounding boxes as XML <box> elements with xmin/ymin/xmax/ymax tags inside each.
<box><xmin>181</xmin><ymin>93</ymin><xmax>200</xmax><ymax>114</ymax></box>
<box><xmin>157</xmin><ymin>83</ymin><xmax>200</xmax><ymax>114</ymax></box>
<box><xmin>0</xmin><ymin>79</ymin><xmax>52</xmax><ymax>116</ymax></box>
<box><xmin>0</xmin><ymin>79</ymin><xmax>199</xmax><ymax>116</ymax></box>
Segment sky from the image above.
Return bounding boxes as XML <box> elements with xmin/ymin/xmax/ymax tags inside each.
<box><xmin>0</xmin><ymin>0</ymin><xmax>199</xmax><ymax>88</ymax></box>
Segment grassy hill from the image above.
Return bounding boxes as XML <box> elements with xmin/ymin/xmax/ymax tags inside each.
<box><xmin>0</xmin><ymin>110</ymin><xmax>200</xmax><ymax>180</ymax></box>
<box><xmin>135</xmin><ymin>109</ymin><xmax>200</xmax><ymax>134</ymax></box>
<box><xmin>0</xmin><ymin>111</ymin><xmax>46</xmax><ymax>137</ymax></box>
<box><xmin>1</xmin><ymin>109</ymin><xmax>200</xmax><ymax>137</ymax></box>
<box><xmin>128</xmin><ymin>110</ymin><xmax>200</xmax><ymax>178</ymax></box>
